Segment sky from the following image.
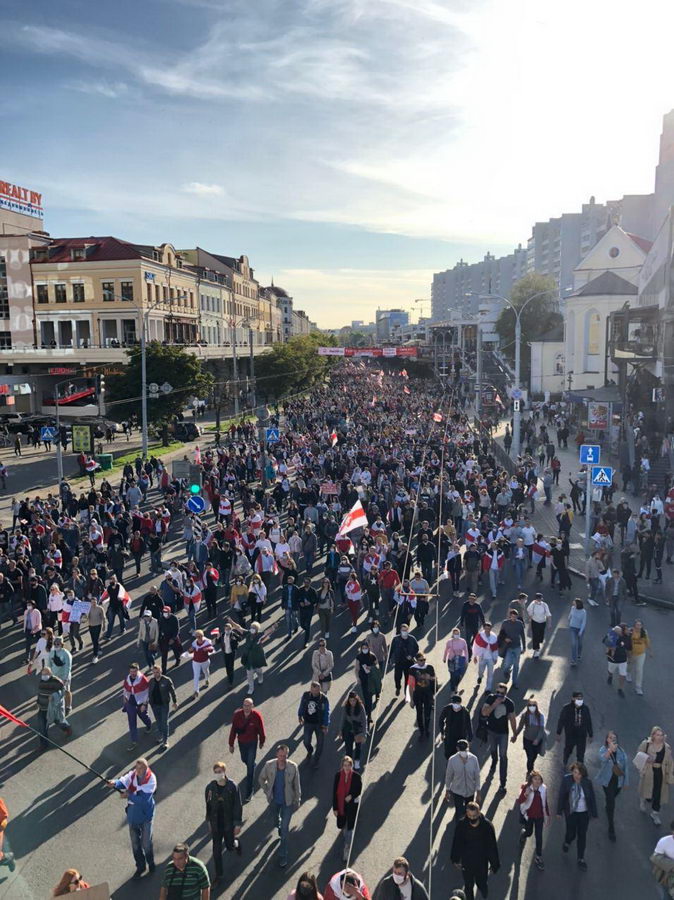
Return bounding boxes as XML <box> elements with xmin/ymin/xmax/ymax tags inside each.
<box><xmin>3</xmin><ymin>0</ymin><xmax>674</xmax><ymax>327</ymax></box>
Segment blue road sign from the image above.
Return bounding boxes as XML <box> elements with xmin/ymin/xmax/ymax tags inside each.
<box><xmin>41</xmin><ymin>426</ymin><xmax>57</xmax><ymax>441</ymax></box>
<box><xmin>592</xmin><ymin>466</ymin><xmax>614</xmax><ymax>486</ymax></box>
<box><xmin>579</xmin><ymin>444</ymin><xmax>601</xmax><ymax>465</ymax></box>
<box><xmin>266</xmin><ymin>427</ymin><xmax>280</xmax><ymax>443</ymax></box>
<box><xmin>186</xmin><ymin>495</ymin><xmax>205</xmax><ymax>514</ymax></box>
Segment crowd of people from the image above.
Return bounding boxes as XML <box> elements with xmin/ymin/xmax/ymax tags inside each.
<box><xmin>1</xmin><ymin>361</ymin><xmax>674</xmax><ymax>899</ymax></box>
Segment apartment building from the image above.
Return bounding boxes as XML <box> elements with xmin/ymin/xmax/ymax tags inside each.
<box><xmin>431</xmin><ymin>246</ymin><xmax>528</xmax><ymax>321</ymax></box>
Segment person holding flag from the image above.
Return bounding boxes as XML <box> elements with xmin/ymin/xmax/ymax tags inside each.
<box><xmin>122</xmin><ymin>662</ymin><xmax>153</xmax><ymax>751</ymax></box>
<box><xmin>106</xmin><ymin>758</ymin><xmax>157</xmax><ymax>880</ymax></box>
<box><xmin>103</xmin><ymin>575</ymin><xmax>131</xmax><ymax>640</ymax></box>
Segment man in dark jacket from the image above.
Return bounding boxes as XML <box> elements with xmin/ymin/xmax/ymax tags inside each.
<box><xmin>390</xmin><ymin>625</ymin><xmax>419</xmax><ymax>697</ymax></box>
<box><xmin>205</xmin><ymin>761</ymin><xmax>242</xmax><ymax>883</ymax></box>
<box><xmin>373</xmin><ymin>856</ymin><xmax>429</xmax><ymax>900</ymax></box>
<box><xmin>280</xmin><ymin>576</ymin><xmax>300</xmax><ymax>639</ymax></box>
<box><xmin>104</xmin><ymin>575</ymin><xmax>126</xmax><ymax>639</ymax></box>
<box><xmin>148</xmin><ymin>665</ymin><xmax>177</xmax><ymax>751</ymax></box>
<box><xmin>459</xmin><ymin>593</ymin><xmax>485</xmax><ymax>658</ymax></box>
<box><xmin>297</xmin><ymin>681</ymin><xmax>330</xmax><ymax>766</ymax></box>
<box><xmin>438</xmin><ymin>694</ymin><xmax>473</xmax><ymax>759</ymax></box>
<box><xmin>450</xmin><ymin>802</ymin><xmax>499</xmax><ymax>900</ymax></box>
<box><xmin>158</xmin><ymin>605</ymin><xmax>181</xmax><ymax>673</ymax></box>
<box><xmin>415</xmin><ymin>533</ymin><xmax>435</xmax><ymax>584</ymax></box>
<box><xmin>556</xmin><ymin>691</ymin><xmax>593</xmax><ymax>765</ymax></box>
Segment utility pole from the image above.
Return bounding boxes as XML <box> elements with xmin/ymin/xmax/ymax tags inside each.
<box><xmin>141</xmin><ymin>309</ymin><xmax>149</xmax><ymax>458</ymax></box>
<box><xmin>231</xmin><ymin>320</ymin><xmax>239</xmax><ymax>416</ymax></box>
<box><xmin>475</xmin><ymin>320</ymin><xmax>482</xmax><ymax>420</ymax></box>
<box><xmin>513</xmin><ymin>313</ymin><xmax>522</xmax><ymax>459</ymax></box>
<box><xmin>249</xmin><ymin>327</ymin><xmax>256</xmax><ymax>408</ymax></box>
<box><xmin>584</xmin><ymin>465</ymin><xmax>592</xmax><ymax>557</ymax></box>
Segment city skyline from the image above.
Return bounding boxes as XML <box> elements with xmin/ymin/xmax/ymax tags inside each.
<box><xmin>4</xmin><ymin>0</ymin><xmax>674</xmax><ymax>326</ymax></box>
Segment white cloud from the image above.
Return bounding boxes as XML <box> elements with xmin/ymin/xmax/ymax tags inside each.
<box><xmin>66</xmin><ymin>80</ymin><xmax>128</xmax><ymax>98</ymax></box>
<box><xmin>181</xmin><ymin>182</ymin><xmax>224</xmax><ymax>196</ymax></box>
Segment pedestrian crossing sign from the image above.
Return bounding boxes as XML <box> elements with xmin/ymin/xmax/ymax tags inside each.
<box><xmin>266</xmin><ymin>427</ymin><xmax>280</xmax><ymax>443</ymax></box>
<box><xmin>591</xmin><ymin>466</ymin><xmax>613</xmax><ymax>485</ymax></box>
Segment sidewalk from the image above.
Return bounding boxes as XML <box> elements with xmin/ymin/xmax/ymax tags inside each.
<box><xmin>491</xmin><ymin>416</ymin><xmax>673</xmax><ymax>610</ymax></box>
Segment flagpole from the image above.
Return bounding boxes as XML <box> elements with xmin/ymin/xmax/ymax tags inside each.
<box><xmin>3</xmin><ymin>715</ymin><xmax>121</xmax><ymax>790</ymax></box>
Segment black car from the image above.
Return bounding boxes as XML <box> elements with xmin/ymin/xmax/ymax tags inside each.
<box><xmin>173</xmin><ymin>422</ymin><xmax>201</xmax><ymax>442</ymax></box>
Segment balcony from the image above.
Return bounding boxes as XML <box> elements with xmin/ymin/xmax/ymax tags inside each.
<box><xmin>1</xmin><ymin>342</ymin><xmax>273</xmax><ymax>365</ymax></box>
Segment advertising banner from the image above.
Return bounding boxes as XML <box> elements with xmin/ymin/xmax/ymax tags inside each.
<box><xmin>587</xmin><ymin>401</ymin><xmax>609</xmax><ymax>430</ymax></box>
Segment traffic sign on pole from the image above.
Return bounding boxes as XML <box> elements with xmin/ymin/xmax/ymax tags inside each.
<box><xmin>511</xmin><ymin>388</ymin><xmax>522</xmax><ymax>400</ymax></box>
<box><xmin>579</xmin><ymin>444</ymin><xmax>601</xmax><ymax>465</ymax></box>
<box><xmin>187</xmin><ymin>495</ymin><xmax>206</xmax><ymax>514</ymax></box>
<box><xmin>591</xmin><ymin>466</ymin><xmax>614</xmax><ymax>486</ymax></box>
<box><xmin>513</xmin><ymin>399</ymin><xmax>520</xmax><ymax>412</ymax></box>
<box><xmin>161</xmin><ymin>382</ymin><xmax>173</xmax><ymax>394</ymax></box>
<box><xmin>41</xmin><ymin>426</ymin><xmax>57</xmax><ymax>441</ymax></box>
<box><xmin>266</xmin><ymin>427</ymin><xmax>280</xmax><ymax>443</ymax></box>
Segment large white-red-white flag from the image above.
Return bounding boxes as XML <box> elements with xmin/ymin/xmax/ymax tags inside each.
<box><xmin>330</xmin><ymin>431</ymin><xmax>338</xmax><ymax>447</ymax></box>
<box><xmin>338</xmin><ymin>500</ymin><xmax>368</xmax><ymax>535</ymax></box>
<box><xmin>403</xmin><ymin>386</ymin><xmax>411</xmax><ymax>395</ymax></box>
<box><xmin>101</xmin><ymin>584</ymin><xmax>132</xmax><ymax>607</ymax></box>
<box><xmin>432</xmin><ymin>412</ymin><xmax>443</xmax><ymax>422</ymax></box>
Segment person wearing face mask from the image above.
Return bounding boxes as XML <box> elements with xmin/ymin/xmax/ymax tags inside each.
<box><xmin>36</xmin><ymin>665</ymin><xmax>72</xmax><ymax>749</ymax></box>
<box><xmin>450</xmin><ymin>801</ymin><xmax>499</xmax><ymax>900</ymax></box>
<box><xmin>228</xmin><ymin>697</ymin><xmax>266</xmax><ymax>802</ymax></box>
<box><xmin>205</xmin><ymin>761</ymin><xmax>243</xmax><ymax>884</ymax></box>
<box><xmin>122</xmin><ymin>662</ymin><xmax>153</xmax><ymax>751</ymax></box>
<box><xmin>355</xmin><ymin>641</ymin><xmax>381</xmax><ymax>721</ymax></box>
<box><xmin>526</xmin><ymin>593</ymin><xmax>551</xmax><ymax>659</ymax></box>
<box><xmin>481</xmin><ymin>683</ymin><xmax>517</xmax><ymax>792</ymax></box>
<box><xmin>595</xmin><ymin>730</ymin><xmax>629</xmax><ymax>841</ymax></box>
<box><xmin>555</xmin><ymin>691</ymin><xmax>593</xmax><ymax>766</ymax></box>
<box><xmin>298</xmin><ymin>681</ymin><xmax>331</xmax><ymax>767</ymax></box>
<box><xmin>228</xmin><ymin>618</ymin><xmax>272</xmax><ymax>695</ymax></box>
<box><xmin>513</xmin><ymin>697</ymin><xmax>546</xmax><ymax>774</ymax></box>
<box><xmin>331</xmin><ymin>756</ymin><xmax>362</xmax><ymax>864</ymax></box>
<box><xmin>287</xmin><ymin>871</ymin><xmax>324</xmax><ymax>900</ymax></box>
<box><xmin>158</xmin><ymin>605</ymin><xmax>181</xmax><ymax>673</ymax></box>
<box><xmin>445</xmin><ymin>740</ymin><xmax>481</xmax><ymax>820</ymax></box>
<box><xmin>471</xmin><ymin>623</ymin><xmax>498</xmax><ymax>691</ymax></box>
<box><xmin>220</xmin><ymin>620</ymin><xmax>240</xmax><ymax>686</ymax></box>
<box><xmin>367</xmin><ymin>620</ymin><xmax>387</xmax><ymax>672</ymax></box>
<box><xmin>148</xmin><ymin>664</ymin><xmax>177</xmax><ymax>751</ymax></box>
<box><xmin>517</xmin><ymin>770</ymin><xmax>550</xmax><ymax>871</ymax></box>
<box><xmin>372</xmin><ymin>856</ymin><xmax>429</xmax><ymax>900</ymax></box>
<box><xmin>186</xmin><ymin>629</ymin><xmax>215</xmax><ymax>700</ymax></box>
<box><xmin>390</xmin><ymin>625</ymin><xmax>419</xmax><ymax>698</ymax></box>
<box><xmin>439</xmin><ymin>694</ymin><xmax>473</xmax><ymax>760</ymax></box>
<box><xmin>408</xmin><ymin>652</ymin><xmax>436</xmax><ymax>739</ymax></box>
<box><xmin>444</xmin><ymin>628</ymin><xmax>469</xmax><ymax>692</ymax></box>
<box><xmin>556</xmin><ymin>762</ymin><xmax>597</xmax><ymax>871</ymax></box>
<box><xmin>323</xmin><ymin>867</ymin><xmax>371</xmax><ymax>900</ymax></box>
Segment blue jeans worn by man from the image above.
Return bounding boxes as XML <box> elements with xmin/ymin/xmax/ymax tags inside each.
<box><xmin>503</xmin><ymin>647</ymin><xmax>522</xmax><ymax>687</ymax></box>
<box><xmin>140</xmin><ymin>640</ymin><xmax>156</xmax><ymax>670</ymax></box>
<box><xmin>239</xmin><ymin>741</ymin><xmax>258</xmax><ymax>799</ymax></box>
<box><xmin>512</xmin><ymin>558</ymin><xmax>526</xmax><ymax>589</ymax></box>
<box><xmin>150</xmin><ymin>703</ymin><xmax>170</xmax><ymax>746</ymax></box>
<box><xmin>284</xmin><ymin>607</ymin><xmax>298</xmax><ymax>637</ymax></box>
<box><xmin>106</xmin><ymin>605</ymin><xmax>126</xmax><ymax>640</ymax></box>
<box><xmin>570</xmin><ymin>627</ymin><xmax>584</xmax><ymax>665</ymax></box>
<box><xmin>488</xmin><ymin>731</ymin><xmax>509</xmax><ymax>788</ymax></box>
<box><xmin>125</xmin><ymin>697</ymin><xmax>152</xmax><ymax>745</ymax></box>
<box><xmin>302</xmin><ymin>723</ymin><xmax>325</xmax><ymax>761</ymax></box>
<box><xmin>274</xmin><ymin>803</ymin><xmax>293</xmax><ymax>866</ymax></box>
<box><xmin>129</xmin><ymin>820</ymin><xmax>154</xmax><ymax>872</ymax></box>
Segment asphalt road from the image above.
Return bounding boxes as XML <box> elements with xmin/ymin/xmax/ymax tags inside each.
<box><xmin>0</xmin><ymin>487</ymin><xmax>670</xmax><ymax>900</ymax></box>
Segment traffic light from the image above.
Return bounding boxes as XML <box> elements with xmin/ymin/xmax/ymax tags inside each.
<box><xmin>98</xmin><ymin>374</ymin><xmax>106</xmax><ymax>394</ymax></box>
<box><xmin>190</xmin><ymin>483</ymin><xmax>200</xmax><ymax>495</ymax></box>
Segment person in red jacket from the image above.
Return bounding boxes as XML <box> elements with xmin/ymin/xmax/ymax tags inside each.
<box><xmin>377</xmin><ymin>562</ymin><xmax>401</xmax><ymax>625</ymax></box>
<box><xmin>228</xmin><ymin>697</ymin><xmax>266</xmax><ymax>802</ymax></box>
<box><xmin>324</xmin><ymin>868</ymin><xmax>370</xmax><ymax>900</ymax></box>
<box><xmin>516</xmin><ymin>770</ymin><xmax>550</xmax><ymax>871</ymax></box>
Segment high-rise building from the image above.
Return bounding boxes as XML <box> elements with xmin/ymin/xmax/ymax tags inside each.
<box><xmin>375</xmin><ymin>308</ymin><xmax>409</xmax><ymax>341</ymax></box>
<box><xmin>431</xmin><ymin>247</ymin><xmax>527</xmax><ymax>321</ymax></box>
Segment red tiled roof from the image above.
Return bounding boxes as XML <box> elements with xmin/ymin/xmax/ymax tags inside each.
<box><xmin>40</xmin><ymin>236</ymin><xmax>146</xmax><ymax>263</ymax></box>
<box><xmin>625</xmin><ymin>232</ymin><xmax>653</xmax><ymax>254</ymax></box>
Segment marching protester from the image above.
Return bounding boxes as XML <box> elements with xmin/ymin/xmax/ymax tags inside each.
<box><xmin>444</xmin><ymin>740</ymin><xmax>481</xmax><ymax>820</ymax></box>
<box><xmin>259</xmin><ymin>744</ymin><xmax>302</xmax><ymax>868</ymax></box>
<box><xmin>107</xmin><ymin>758</ymin><xmax>157</xmax><ymax>879</ymax></box>
<box><xmin>516</xmin><ymin>770</ymin><xmax>551</xmax><ymax>870</ymax></box>
<box><xmin>450</xmin><ymin>802</ymin><xmax>500</xmax><ymax>900</ymax></box>
<box><xmin>556</xmin><ymin>762</ymin><xmax>598</xmax><ymax>871</ymax></box>
<box><xmin>332</xmin><ymin>755</ymin><xmax>362</xmax><ymax>862</ymax></box>
<box><xmin>595</xmin><ymin>730</ymin><xmax>629</xmax><ymax>841</ymax></box>
<box><xmin>205</xmin><ymin>761</ymin><xmax>243</xmax><ymax>883</ymax></box>
<box><xmin>228</xmin><ymin>697</ymin><xmax>266</xmax><ymax>802</ymax></box>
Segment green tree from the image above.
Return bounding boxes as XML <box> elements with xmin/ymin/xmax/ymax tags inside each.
<box><xmin>495</xmin><ymin>274</ymin><xmax>562</xmax><ymax>380</ymax></box>
<box><xmin>255</xmin><ymin>333</ymin><xmax>338</xmax><ymax>400</ymax></box>
<box><xmin>105</xmin><ymin>342</ymin><xmax>214</xmax><ymax>423</ymax></box>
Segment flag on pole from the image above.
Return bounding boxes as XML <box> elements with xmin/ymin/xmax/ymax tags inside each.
<box><xmin>101</xmin><ymin>585</ymin><xmax>132</xmax><ymax>607</ymax></box>
<box><xmin>403</xmin><ymin>386</ymin><xmax>411</xmax><ymax>395</ymax></box>
<box><xmin>330</xmin><ymin>430</ymin><xmax>338</xmax><ymax>447</ymax></box>
<box><xmin>0</xmin><ymin>704</ymin><xmax>28</xmax><ymax>727</ymax></box>
<box><xmin>401</xmin><ymin>368</ymin><xmax>408</xmax><ymax>378</ymax></box>
<box><xmin>338</xmin><ymin>500</ymin><xmax>369</xmax><ymax>535</ymax></box>
<box><xmin>371</xmin><ymin>396</ymin><xmax>377</xmax><ymax>407</ymax></box>
<box><xmin>433</xmin><ymin>412</ymin><xmax>443</xmax><ymax>422</ymax></box>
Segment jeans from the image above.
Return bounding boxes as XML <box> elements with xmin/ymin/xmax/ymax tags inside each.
<box><xmin>523</xmin><ymin>738</ymin><xmax>540</xmax><ymax>773</ymax></box>
<box><xmin>587</xmin><ymin>577</ymin><xmax>602</xmax><ymax>604</ymax></box>
<box><xmin>129</xmin><ymin>820</ymin><xmax>155</xmax><ymax>871</ymax></box>
<box><xmin>488</xmin><ymin>731</ymin><xmax>509</xmax><ymax>787</ymax></box>
<box><xmin>521</xmin><ymin>816</ymin><xmax>544</xmax><ymax>855</ymax></box>
<box><xmin>513</xmin><ymin>558</ymin><xmax>526</xmax><ymax>587</ymax></box>
<box><xmin>105</xmin><ymin>606</ymin><xmax>125</xmax><ymax>639</ymax></box>
<box><xmin>89</xmin><ymin>624</ymin><xmax>101</xmax><ymax>656</ymax></box>
<box><xmin>488</xmin><ymin>568</ymin><xmax>499</xmax><ymax>597</ymax></box>
<box><xmin>140</xmin><ymin>640</ymin><xmax>156</xmax><ymax>670</ymax></box>
<box><xmin>211</xmin><ymin>827</ymin><xmax>236</xmax><ymax>877</ymax></box>
<box><xmin>413</xmin><ymin>690</ymin><xmax>433</xmax><ymax>734</ymax></box>
<box><xmin>564</xmin><ymin>810</ymin><xmax>589</xmax><ymax>859</ymax></box>
<box><xmin>452</xmin><ymin>792</ymin><xmax>473</xmax><ymax>820</ymax></box>
<box><xmin>609</xmin><ymin>601</ymin><xmax>622</xmax><ymax>628</ymax></box>
<box><xmin>126</xmin><ymin>700</ymin><xmax>152</xmax><ymax>743</ymax></box>
<box><xmin>302</xmin><ymin>723</ymin><xmax>325</xmax><ymax>759</ymax></box>
<box><xmin>603</xmin><ymin>777</ymin><xmax>621</xmax><ymax>831</ymax></box>
<box><xmin>563</xmin><ymin>730</ymin><xmax>587</xmax><ymax>765</ymax></box>
<box><xmin>477</xmin><ymin>655</ymin><xmax>495</xmax><ymax>690</ymax></box>
<box><xmin>239</xmin><ymin>741</ymin><xmax>257</xmax><ymax>798</ymax></box>
<box><xmin>570</xmin><ymin>627</ymin><xmax>583</xmax><ymax>664</ymax></box>
<box><xmin>274</xmin><ymin>803</ymin><xmax>293</xmax><ymax>864</ymax></box>
<box><xmin>187</xmin><ymin>603</ymin><xmax>197</xmax><ymax>633</ymax></box>
<box><xmin>343</xmin><ymin>729</ymin><xmax>364</xmax><ymax>763</ymax></box>
<box><xmin>462</xmin><ymin>864</ymin><xmax>488</xmax><ymax>900</ymax></box>
<box><xmin>150</xmin><ymin>703</ymin><xmax>170</xmax><ymax>744</ymax></box>
<box><xmin>503</xmin><ymin>647</ymin><xmax>522</xmax><ymax>686</ymax></box>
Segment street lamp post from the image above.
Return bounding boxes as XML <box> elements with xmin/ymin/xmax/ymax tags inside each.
<box><xmin>256</xmin><ymin>404</ymin><xmax>270</xmax><ymax>490</ymax></box>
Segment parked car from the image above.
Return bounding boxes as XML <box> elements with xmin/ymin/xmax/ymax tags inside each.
<box><xmin>173</xmin><ymin>422</ymin><xmax>201</xmax><ymax>442</ymax></box>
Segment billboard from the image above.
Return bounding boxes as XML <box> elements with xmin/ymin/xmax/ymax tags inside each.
<box><xmin>317</xmin><ymin>347</ymin><xmax>418</xmax><ymax>358</ymax></box>
<box><xmin>587</xmin><ymin>401</ymin><xmax>609</xmax><ymax>430</ymax></box>
<box><xmin>0</xmin><ymin>180</ymin><xmax>43</xmax><ymax>219</ymax></box>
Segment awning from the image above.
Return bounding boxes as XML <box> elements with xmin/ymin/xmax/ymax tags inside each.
<box><xmin>565</xmin><ymin>385</ymin><xmax>622</xmax><ymax>404</ymax></box>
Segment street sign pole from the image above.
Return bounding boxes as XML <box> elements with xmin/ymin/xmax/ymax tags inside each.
<box><xmin>584</xmin><ymin>465</ymin><xmax>592</xmax><ymax>558</ymax></box>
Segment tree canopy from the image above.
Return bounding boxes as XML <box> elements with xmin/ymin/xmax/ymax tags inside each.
<box><xmin>494</xmin><ymin>274</ymin><xmax>562</xmax><ymax>380</ymax></box>
<box><xmin>255</xmin><ymin>332</ymin><xmax>338</xmax><ymax>400</ymax></box>
<box><xmin>105</xmin><ymin>342</ymin><xmax>214</xmax><ymax>422</ymax></box>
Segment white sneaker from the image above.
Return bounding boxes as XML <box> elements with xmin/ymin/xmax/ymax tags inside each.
<box><xmin>350</xmin><ymin>626</ymin><xmax>357</xmax><ymax>634</ymax></box>
<box><xmin>626</xmin><ymin>674</ymin><xmax>632</xmax><ymax>683</ymax></box>
<box><xmin>92</xmin><ymin>656</ymin><xmax>99</xmax><ymax>664</ymax></box>
<box><xmin>636</xmin><ymin>688</ymin><xmax>644</xmax><ymax>695</ymax></box>
<box><xmin>354</xmin><ymin>760</ymin><xmax>361</xmax><ymax>770</ymax></box>
<box><xmin>651</xmin><ymin>811</ymin><xmax>662</xmax><ymax>826</ymax></box>
<box><xmin>640</xmin><ymin>799</ymin><xmax>647</xmax><ymax>812</ymax></box>
<box><xmin>258</xmin><ymin>676</ymin><xmax>264</xmax><ymax>684</ymax></box>
<box><xmin>325</xmin><ymin>632</ymin><xmax>330</xmax><ymax>638</ymax></box>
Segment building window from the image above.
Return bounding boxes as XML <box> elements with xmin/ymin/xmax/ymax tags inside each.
<box><xmin>72</xmin><ymin>283</ymin><xmax>85</xmax><ymax>302</ymax></box>
<box><xmin>120</xmin><ymin>281</ymin><xmax>134</xmax><ymax>302</ymax></box>
<box><xmin>36</xmin><ymin>284</ymin><xmax>49</xmax><ymax>304</ymax></box>
<box><xmin>0</xmin><ymin>257</ymin><xmax>8</xmax><ymax>318</ymax></box>
<box><xmin>0</xmin><ymin>331</ymin><xmax>11</xmax><ymax>349</ymax></box>
<box><xmin>54</xmin><ymin>283</ymin><xmax>67</xmax><ymax>303</ymax></box>
<box><xmin>102</xmin><ymin>282</ymin><xmax>115</xmax><ymax>302</ymax></box>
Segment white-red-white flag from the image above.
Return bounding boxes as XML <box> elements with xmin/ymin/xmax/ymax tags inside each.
<box><xmin>330</xmin><ymin>430</ymin><xmax>338</xmax><ymax>447</ymax></box>
<box><xmin>401</xmin><ymin>369</ymin><xmax>408</xmax><ymax>378</ymax></box>
<box><xmin>403</xmin><ymin>386</ymin><xmax>411</xmax><ymax>395</ymax></box>
<box><xmin>433</xmin><ymin>412</ymin><xmax>443</xmax><ymax>422</ymax></box>
<box><xmin>339</xmin><ymin>500</ymin><xmax>368</xmax><ymax>535</ymax></box>
<box><xmin>101</xmin><ymin>585</ymin><xmax>132</xmax><ymax>607</ymax></box>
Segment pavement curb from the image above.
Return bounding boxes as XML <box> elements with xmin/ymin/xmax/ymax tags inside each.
<box><xmin>567</xmin><ymin>564</ymin><xmax>674</xmax><ymax>611</ymax></box>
